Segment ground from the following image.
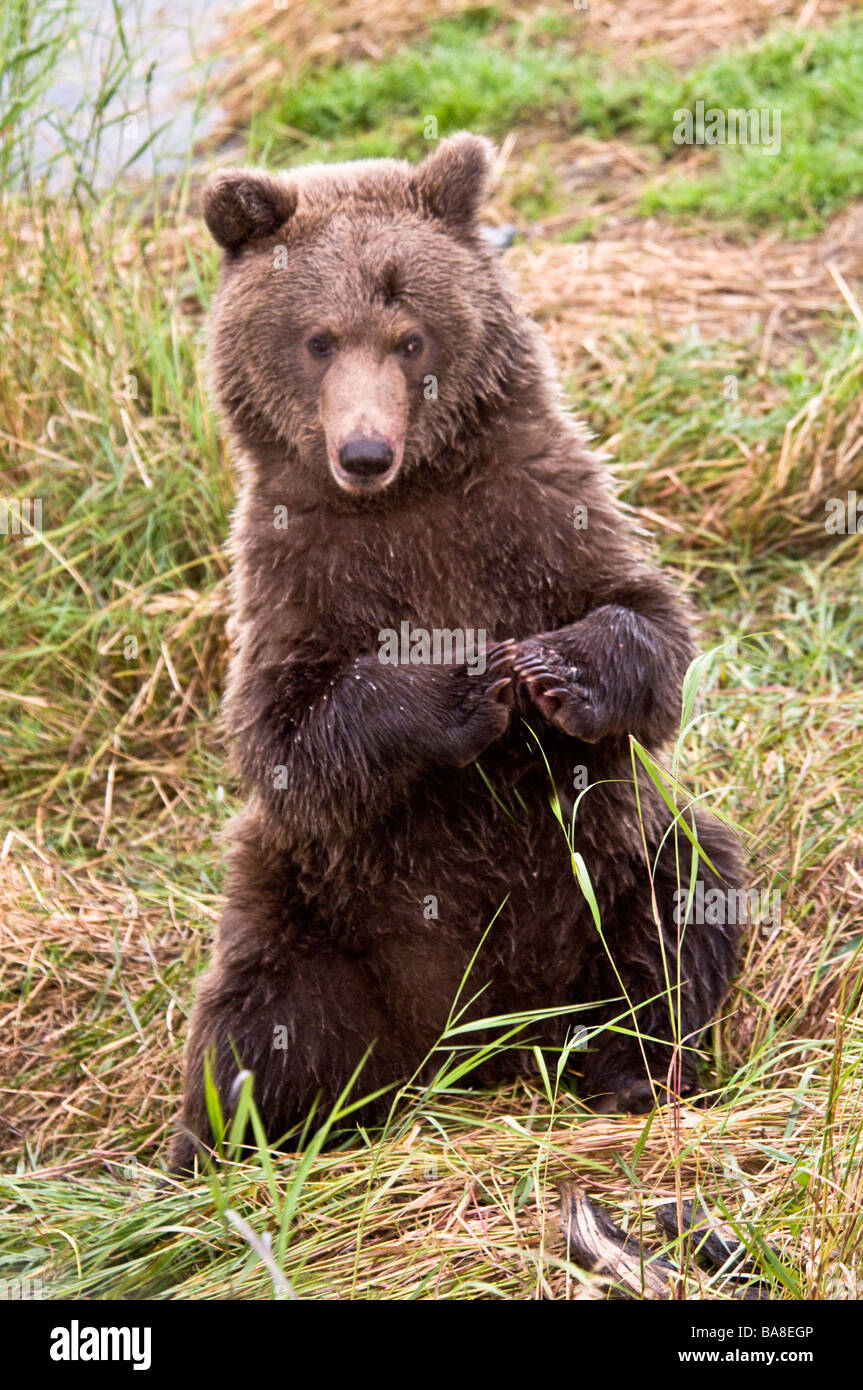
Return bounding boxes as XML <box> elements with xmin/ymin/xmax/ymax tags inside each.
<box><xmin>1</xmin><ymin>0</ymin><xmax>862</xmax><ymax>1299</ymax></box>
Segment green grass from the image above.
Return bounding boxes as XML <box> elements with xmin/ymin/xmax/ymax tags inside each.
<box><xmin>563</xmin><ymin>325</ymin><xmax>863</xmax><ymax>557</ymax></box>
<box><xmin>633</xmin><ymin>15</ymin><xmax>863</xmax><ymax>234</ymax></box>
<box><xmin>0</xmin><ymin>199</ymin><xmax>229</xmax><ymax>846</ymax></box>
<box><xmin>2</xmin><ymin>0</ymin><xmax>863</xmax><ymax>1302</ymax></box>
<box><xmin>247</xmin><ymin>9</ymin><xmax>863</xmax><ymax>234</ymax></box>
<box><xmin>0</xmin><ymin>0</ymin><xmax>73</xmax><ymax>186</ymax></box>
<box><xmin>246</xmin><ymin>11</ymin><xmax>586</xmax><ymax>170</ymax></box>
<box><xmin>0</xmin><ymin>0</ymin><xmax>175</xmax><ymax>202</ymax></box>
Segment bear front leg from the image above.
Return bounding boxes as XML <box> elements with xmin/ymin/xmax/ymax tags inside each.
<box><xmin>511</xmin><ymin>578</ymin><xmax>695</xmax><ymax>746</ymax></box>
<box><xmin>232</xmin><ymin>640</ymin><xmax>515</xmax><ymax>844</ymax></box>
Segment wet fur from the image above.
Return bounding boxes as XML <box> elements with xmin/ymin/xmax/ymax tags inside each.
<box><xmin>171</xmin><ymin>135</ymin><xmax>742</xmax><ymax>1170</ymax></box>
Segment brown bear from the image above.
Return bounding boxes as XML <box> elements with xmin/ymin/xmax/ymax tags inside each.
<box><xmin>171</xmin><ymin>133</ymin><xmax>742</xmax><ymax>1172</ymax></box>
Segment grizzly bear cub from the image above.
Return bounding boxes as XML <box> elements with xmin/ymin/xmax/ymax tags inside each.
<box><xmin>171</xmin><ymin>133</ymin><xmax>741</xmax><ymax>1171</ymax></box>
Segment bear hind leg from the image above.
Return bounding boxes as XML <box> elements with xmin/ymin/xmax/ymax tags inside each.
<box><xmin>170</xmin><ymin>929</ymin><xmax>399</xmax><ymax>1173</ymax></box>
<box><xmin>578</xmin><ymin>815</ymin><xmax>743</xmax><ymax>1114</ymax></box>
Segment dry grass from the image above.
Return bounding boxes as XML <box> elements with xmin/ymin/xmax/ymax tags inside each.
<box><xmin>506</xmin><ymin>197</ymin><xmax>863</xmax><ymax>552</ymax></box>
<box><xmin>583</xmin><ymin>0</ymin><xmax>854</xmax><ymax>68</ymax></box>
<box><xmin>0</xmin><ymin>855</ymin><xmax>198</xmax><ymax>1165</ymax></box>
<box><xmin>512</xmin><ymin>203</ymin><xmax>863</xmax><ymax>364</ymax></box>
<box><xmin>3</xmin><ymin>0</ymin><xmax>863</xmax><ymax>1301</ymax></box>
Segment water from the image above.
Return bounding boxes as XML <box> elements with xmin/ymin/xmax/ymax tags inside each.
<box><xmin>20</xmin><ymin>0</ymin><xmax>230</xmax><ymax>189</ymax></box>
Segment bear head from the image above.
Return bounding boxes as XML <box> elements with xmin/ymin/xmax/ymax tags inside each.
<box><xmin>201</xmin><ymin>134</ymin><xmax>541</xmax><ymax>504</ymax></box>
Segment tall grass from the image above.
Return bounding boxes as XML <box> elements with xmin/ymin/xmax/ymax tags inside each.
<box><xmin>1</xmin><ymin>0</ymin><xmax>862</xmax><ymax>1302</ymax></box>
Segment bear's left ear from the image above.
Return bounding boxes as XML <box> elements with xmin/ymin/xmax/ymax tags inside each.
<box><xmin>202</xmin><ymin>169</ymin><xmax>298</xmax><ymax>252</ymax></box>
<box><xmin>411</xmin><ymin>133</ymin><xmax>495</xmax><ymax>229</ymax></box>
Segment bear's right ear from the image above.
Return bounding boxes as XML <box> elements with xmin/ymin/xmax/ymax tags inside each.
<box><xmin>411</xmin><ymin>133</ymin><xmax>495</xmax><ymax>229</ymax></box>
<box><xmin>202</xmin><ymin>170</ymin><xmax>298</xmax><ymax>252</ymax></box>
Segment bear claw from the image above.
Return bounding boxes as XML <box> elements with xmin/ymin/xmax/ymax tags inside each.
<box><xmin>512</xmin><ymin>645</ymin><xmax>601</xmax><ymax>740</ymax></box>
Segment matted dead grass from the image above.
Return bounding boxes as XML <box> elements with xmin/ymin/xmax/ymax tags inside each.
<box><xmin>3</xmin><ymin>833</ymin><xmax>861</xmax><ymax>1300</ymax></box>
<box><xmin>510</xmin><ymin>202</ymin><xmax>863</xmax><ymax>370</ymax></box>
<box><xmin>0</xmin><ymin>855</ymin><xmax>197</xmax><ymax>1166</ymax></box>
<box><xmin>4</xmin><ymin>0</ymin><xmax>863</xmax><ymax>1303</ymax></box>
<box><xmin>4</xmin><ymin>818</ymin><xmax>858</xmax><ymax>1298</ymax></box>
<box><xmin>584</xmin><ymin>0</ymin><xmax>855</xmax><ymax>68</ymax></box>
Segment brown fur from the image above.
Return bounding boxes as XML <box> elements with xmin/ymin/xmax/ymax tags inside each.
<box><xmin>171</xmin><ymin>135</ymin><xmax>742</xmax><ymax>1170</ymax></box>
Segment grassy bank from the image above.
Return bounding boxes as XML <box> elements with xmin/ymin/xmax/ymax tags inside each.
<box><xmin>2</xmin><ymin>0</ymin><xmax>862</xmax><ymax>1299</ymax></box>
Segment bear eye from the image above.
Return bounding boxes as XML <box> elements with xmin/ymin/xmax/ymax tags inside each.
<box><xmin>307</xmin><ymin>334</ymin><xmax>336</xmax><ymax>358</ymax></box>
<box><xmin>397</xmin><ymin>333</ymin><xmax>424</xmax><ymax>360</ymax></box>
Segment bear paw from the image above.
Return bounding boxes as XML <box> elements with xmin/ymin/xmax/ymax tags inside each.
<box><xmin>587</xmin><ymin>1077</ymin><xmax>696</xmax><ymax>1115</ymax></box>
<box><xmin>511</xmin><ymin>641</ymin><xmax>604</xmax><ymax>742</ymax></box>
<box><xmin>437</xmin><ymin>639</ymin><xmax>516</xmax><ymax>768</ymax></box>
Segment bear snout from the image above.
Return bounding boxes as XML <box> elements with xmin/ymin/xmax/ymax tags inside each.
<box><xmin>338</xmin><ymin>435</ymin><xmax>394</xmax><ymax>478</ymax></box>
<box><xmin>320</xmin><ymin>350</ymin><xmax>407</xmax><ymax>494</ymax></box>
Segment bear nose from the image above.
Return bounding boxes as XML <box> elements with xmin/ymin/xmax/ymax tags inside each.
<box><xmin>338</xmin><ymin>435</ymin><xmax>394</xmax><ymax>477</ymax></box>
